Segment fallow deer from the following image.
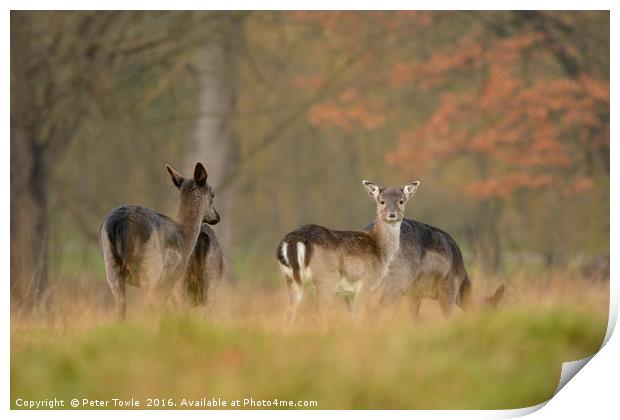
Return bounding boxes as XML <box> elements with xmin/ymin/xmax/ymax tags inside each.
<box><xmin>276</xmin><ymin>180</ymin><xmax>420</xmax><ymax>325</ymax></box>
<box><xmin>99</xmin><ymin>162</ymin><xmax>219</xmax><ymax>319</ymax></box>
<box><xmin>181</xmin><ymin>222</ymin><xmax>224</xmax><ymax>313</ymax></box>
<box><xmin>366</xmin><ymin>219</ymin><xmax>505</xmax><ymax>318</ymax></box>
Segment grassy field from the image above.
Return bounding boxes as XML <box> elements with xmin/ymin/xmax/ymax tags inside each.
<box><xmin>11</xmin><ymin>274</ymin><xmax>608</xmax><ymax>410</ymax></box>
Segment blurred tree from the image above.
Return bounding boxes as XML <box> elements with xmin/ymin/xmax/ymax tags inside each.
<box><xmin>290</xmin><ymin>11</ymin><xmax>609</xmax><ymax>273</ymax></box>
<box><xmin>11</xmin><ymin>12</ymin><xmax>107</xmax><ymax>309</ymax></box>
<box><xmin>11</xmin><ymin>11</ymin><xmax>610</xmax><ymax>300</ymax></box>
<box><xmin>388</xmin><ymin>11</ymin><xmax>609</xmax><ymax>271</ymax></box>
<box><xmin>10</xmin><ymin>11</ymin><xmax>244</xmax><ymax>310</ymax></box>
<box><xmin>186</xmin><ymin>15</ymin><xmax>246</xmax><ymax>265</ymax></box>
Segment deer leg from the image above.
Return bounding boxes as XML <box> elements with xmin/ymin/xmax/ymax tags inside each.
<box><xmin>284</xmin><ymin>278</ymin><xmax>304</xmax><ymax>327</ymax></box>
<box><xmin>344</xmin><ymin>280</ymin><xmax>363</xmax><ymax>324</ymax></box>
<box><xmin>408</xmin><ymin>292</ymin><xmax>422</xmax><ymax>321</ymax></box>
<box><xmin>137</xmin><ymin>240</ymin><xmax>166</xmax><ymax>310</ymax></box>
<box><xmin>154</xmin><ymin>271</ymin><xmax>181</xmax><ymax>309</ymax></box>
<box><xmin>203</xmin><ymin>268</ymin><xmax>221</xmax><ymax>317</ymax></box>
<box><xmin>101</xmin><ymin>233</ymin><xmax>127</xmax><ymax>320</ymax></box>
<box><xmin>203</xmin><ymin>249</ymin><xmax>224</xmax><ymax>317</ymax></box>
<box><xmin>169</xmin><ymin>277</ymin><xmax>188</xmax><ymax>309</ymax></box>
<box><xmin>314</xmin><ymin>274</ymin><xmax>338</xmax><ymax>330</ymax></box>
<box><xmin>438</xmin><ymin>279</ymin><xmax>457</xmax><ymax>317</ymax></box>
<box><xmin>106</xmin><ymin>267</ymin><xmax>126</xmax><ymax>321</ymax></box>
<box><xmin>139</xmin><ymin>270</ymin><xmax>159</xmax><ymax>310</ymax></box>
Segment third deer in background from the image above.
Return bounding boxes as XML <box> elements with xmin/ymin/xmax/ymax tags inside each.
<box><xmin>367</xmin><ymin>218</ymin><xmax>505</xmax><ymax>318</ymax></box>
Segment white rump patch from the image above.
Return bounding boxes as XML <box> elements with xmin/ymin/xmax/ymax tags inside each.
<box><xmin>281</xmin><ymin>242</ymin><xmax>289</xmax><ymax>266</ymax></box>
<box><xmin>296</xmin><ymin>242</ymin><xmax>312</xmax><ymax>282</ymax></box>
<box><xmin>296</xmin><ymin>241</ymin><xmax>305</xmax><ymax>271</ymax></box>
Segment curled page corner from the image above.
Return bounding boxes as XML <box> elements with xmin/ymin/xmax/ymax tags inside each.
<box><xmin>502</xmin><ymin>288</ymin><xmax>616</xmax><ymax>418</ymax></box>
<box><xmin>498</xmin><ymin>356</ymin><xmax>598</xmax><ymax>418</ymax></box>
<box><xmin>550</xmin><ymin>275</ymin><xmax>619</xmax><ymax>396</ymax></box>
<box><xmin>554</xmin><ymin>356</ymin><xmax>595</xmax><ymax>396</ymax></box>
<box><xmin>549</xmin><ymin>292</ymin><xmax>615</xmax><ymax>400</ymax></box>
<box><xmin>499</xmin><ymin>401</ymin><xmax>547</xmax><ymax>418</ymax></box>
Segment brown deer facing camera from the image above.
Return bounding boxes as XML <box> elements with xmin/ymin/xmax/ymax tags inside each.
<box><xmin>100</xmin><ymin>162</ymin><xmax>220</xmax><ymax>319</ymax></box>
<box><xmin>276</xmin><ymin>180</ymin><xmax>420</xmax><ymax>326</ymax></box>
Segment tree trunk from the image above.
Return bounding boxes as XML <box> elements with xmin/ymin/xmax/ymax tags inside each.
<box><xmin>10</xmin><ymin>14</ymin><xmax>50</xmax><ymax>312</ymax></box>
<box><xmin>11</xmin><ymin>134</ymin><xmax>51</xmax><ymax>313</ymax></box>
<box><xmin>10</xmin><ymin>131</ymin><xmax>32</xmax><ymax>311</ymax></box>
<box><xmin>186</xmin><ymin>22</ymin><xmax>242</xmax><ymax>280</ymax></box>
<box><xmin>28</xmin><ymin>141</ymin><xmax>50</xmax><ymax>302</ymax></box>
<box><xmin>467</xmin><ymin>198</ymin><xmax>503</xmax><ymax>275</ymax></box>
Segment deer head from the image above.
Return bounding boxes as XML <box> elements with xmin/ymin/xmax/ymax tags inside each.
<box><xmin>363</xmin><ymin>180</ymin><xmax>420</xmax><ymax>224</ymax></box>
<box><xmin>166</xmin><ymin>162</ymin><xmax>220</xmax><ymax>225</ymax></box>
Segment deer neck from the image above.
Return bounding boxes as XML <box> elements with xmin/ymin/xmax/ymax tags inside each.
<box><xmin>372</xmin><ymin>217</ymin><xmax>401</xmax><ymax>266</ymax></box>
<box><xmin>176</xmin><ymin>198</ymin><xmax>203</xmax><ymax>257</ymax></box>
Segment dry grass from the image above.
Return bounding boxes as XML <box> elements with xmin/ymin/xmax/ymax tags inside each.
<box><xmin>11</xmin><ymin>272</ymin><xmax>609</xmax><ymax>409</ymax></box>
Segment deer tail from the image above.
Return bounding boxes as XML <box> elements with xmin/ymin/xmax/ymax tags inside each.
<box><xmin>276</xmin><ymin>239</ymin><xmax>310</xmax><ymax>286</ymax></box>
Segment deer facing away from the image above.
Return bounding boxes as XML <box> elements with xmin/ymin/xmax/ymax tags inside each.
<box><xmin>276</xmin><ymin>180</ymin><xmax>420</xmax><ymax>325</ymax></box>
<box><xmin>99</xmin><ymin>162</ymin><xmax>219</xmax><ymax>319</ymax></box>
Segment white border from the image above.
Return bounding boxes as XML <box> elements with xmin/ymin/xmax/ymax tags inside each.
<box><xmin>3</xmin><ymin>2</ymin><xmax>617</xmax><ymax>419</ymax></box>
<box><xmin>2</xmin><ymin>0</ymin><xmax>618</xmax><ymax>10</ymax></box>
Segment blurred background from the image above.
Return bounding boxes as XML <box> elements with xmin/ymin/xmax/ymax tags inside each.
<box><xmin>10</xmin><ymin>11</ymin><xmax>609</xmax><ymax>312</ymax></box>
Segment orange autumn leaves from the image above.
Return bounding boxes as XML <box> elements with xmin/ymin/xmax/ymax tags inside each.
<box><xmin>309</xmin><ymin>89</ymin><xmax>386</xmax><ymax>133</ymax></box>
<box><xmin>389</xmin><ymin>31</ymin><xmax>608</xmax><ymax>199</ymax></box>
<box><xmin>293</xmin><ymin>12</ymin><xmax>609</xmax><ymax>200</ymax></box>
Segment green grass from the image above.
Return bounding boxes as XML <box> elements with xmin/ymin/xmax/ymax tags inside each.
<box><xmin>11</xmin><ymin>306</ymin><xmax>606</xmax><ymax>410</ymax></box>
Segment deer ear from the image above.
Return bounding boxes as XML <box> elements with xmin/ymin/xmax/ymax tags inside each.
<box><xmin>403</xmin><ymin>181</ymin><xmax>420</xmax><ymax>201</ymax></box>
<box><xmin>166</xmin><ymin>164</ymin><xmax>184</xmax><ymax>189</ymax></box>
<box><xmin>362</xmin><ymin>180</ymin><xmax>381</xmax><ymax>200</ymax></box>
<box><xmin>194</xmin><ymin>162</ymin><xmax>208</xmax><ymax>186</ymax></box>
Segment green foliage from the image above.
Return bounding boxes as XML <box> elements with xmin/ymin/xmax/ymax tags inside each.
<box><xmin>11</xmin><ymin>307</ymin><xmax>606</xmax><ymax>409</ymax></box>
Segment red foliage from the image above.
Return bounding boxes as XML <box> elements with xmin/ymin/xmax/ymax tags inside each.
<box><xmin>291</xmin><ymin>12</ymin><xmax>609</xmax><ymax>200</ymax></box>
<box><xmin>309</xmin><ymin>88</ymin><xmax>386</xmax><ymax>133</ymax></box>
<box><xmin>389</xmin><ymin>52</ymin><xmax>608</xmax><ymax>198</ymax></box>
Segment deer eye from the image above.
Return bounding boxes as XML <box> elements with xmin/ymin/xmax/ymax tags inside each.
<box><xmin>380</xmin><ymin>200</ymin><xmax>385</xmax><ymax>205</ymax></box>
<box><xmin>399</xmin><ymin>200</ymin><xmax>404</xmax><ymax>205</ymax></box>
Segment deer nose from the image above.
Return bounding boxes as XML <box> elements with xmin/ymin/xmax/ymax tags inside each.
<box><xmin>207</xmin><ymin>210</ymin><xmax>220</xmax><ymax>225</ymax></box>
<box><xmin>388</xmin><ymin>212</ymin><xmax>397</xmax><ymax>219</ymax></box>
